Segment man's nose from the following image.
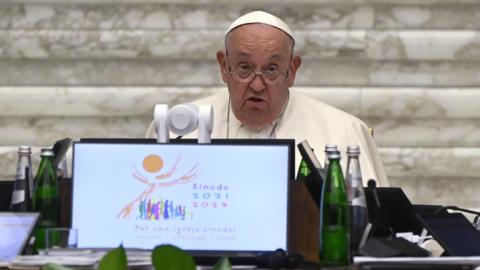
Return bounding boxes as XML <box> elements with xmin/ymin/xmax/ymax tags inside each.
<box><xmin>248</xmin><ymin>72</ymin><xmax>266</xmax><ymax>92</ymax></box>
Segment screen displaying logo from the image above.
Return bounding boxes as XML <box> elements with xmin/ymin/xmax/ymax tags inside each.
<box><xmin>73</xmin><ymin>143</ymin><xmax>289</xmax><ymax>251</ymax></box>
<box><xmin>117</xmin><ymin>154</ymin><xmax>201</xmax><ymax>221</ymax></box>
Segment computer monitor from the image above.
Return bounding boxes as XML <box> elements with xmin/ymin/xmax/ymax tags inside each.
<box><xmin>72</xmin><ymin>139</ymin><xmax>294</xmax><ymax>258</ymax></box>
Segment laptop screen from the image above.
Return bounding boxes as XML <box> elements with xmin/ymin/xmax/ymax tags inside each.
<box><xmin>0</xmin><ymin>212</ymin><xmax>39</xmax><ymax>262</ymax></box>
<box><xmin>72</xmin><ymin>139</ymin><xmax>293</xmax><ymax>255</ymax></box>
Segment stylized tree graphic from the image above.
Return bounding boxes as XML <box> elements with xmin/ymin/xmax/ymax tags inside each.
<box><xmin>117</xmin><ymin>154</ymin><xmax>201</xmax><ymax>219</ymax></box>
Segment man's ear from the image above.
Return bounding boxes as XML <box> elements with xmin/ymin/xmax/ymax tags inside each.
<box><xmin>287</xmin><ymin>55</ymin><xmax>302</xmax><ymax>87</ymax></box>
<box><xmin>216</xmin><ymin>50</ymin><xmax>229</xmax><ymax>83</ymax></box>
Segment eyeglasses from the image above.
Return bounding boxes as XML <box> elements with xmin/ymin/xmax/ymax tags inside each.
<box><xmin>226</xmin><ymin>54</ymin><xmax>290</xmax><ymax>86</ymax></box>
<box><xmin>228</xmin><ymin>66</ymin><xmax>289</xmax><ymax>85</ymax></box>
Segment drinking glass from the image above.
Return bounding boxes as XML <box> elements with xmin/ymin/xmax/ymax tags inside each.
<box><xmin>45</xmin><ymin>227</ymin><xmax>78</xmax><ymax>254</ymax></box>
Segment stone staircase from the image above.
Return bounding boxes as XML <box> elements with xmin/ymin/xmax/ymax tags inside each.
<box><xmin>0</xmin><ymin>0</ymin><xmax>479</xmax><ymax>208</ymax></box>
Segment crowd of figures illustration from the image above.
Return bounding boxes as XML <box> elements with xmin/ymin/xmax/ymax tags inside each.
<box><xmin>137</xmin><ymin>198</ymin><xmax>192</xmax><ymax>221</ymax></box>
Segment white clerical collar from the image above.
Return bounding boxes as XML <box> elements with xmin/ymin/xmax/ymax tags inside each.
<box><xmin>229</xmin><ymin>112</ymin><xmax>278</xmax><ymax>139</ymax></box>
<box><xmin>226</xmin><ymin>93</ymin><xmax>290</xmax><ymax>139</ymax></box>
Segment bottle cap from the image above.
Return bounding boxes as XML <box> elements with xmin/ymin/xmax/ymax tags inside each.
<box><xmin>40</xmin><ymin>148</ymin><xmax>55</xmax><ymax>157</ymax></box>
<box><xmin>347</xmin><ymin>145</ymin><xmax>360</xmax><ymax>156</ymax></box>
<box><xmin>327</xmin><ymin>150</ymin><xmax>341</xmax><ymax>159</ymax></box>
<box><xmin>18</xmin><ymin>146</ymin><xmax>32</xmax><ymax>155</ymax></box>
<box><xmin>324</xmin><ymin>144</ymin><xmax>338</xmax><ymax>153</ymax></box>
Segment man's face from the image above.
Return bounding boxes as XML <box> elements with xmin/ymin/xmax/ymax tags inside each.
<box><xmin>217</xmin><ymin>24</ymin><xmax>301</xmax><ymax>130</ymax></box>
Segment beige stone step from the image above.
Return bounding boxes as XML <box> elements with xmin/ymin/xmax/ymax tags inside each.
<box><xmin>1</xmin><ymin>86</ymin><xmax>479</xmax><ymax>118</ymax></box>
<box><xmin>366</xmin><ymin>118</ymin><xmax>480</xmax><ymax>148</ymax></box>
<box><xmin>302</xmin><ymin>87</ymin><xmax>480</xmax><ymax>119</ymax></box>
<box><xmin>1</xmin><ymin>59</ymin><xmax>480</xmax><ymax>87</ymax></box>
<box><xmin>1</xmin><ymin>3</ymin><xmax>479</xmax><ymax>32</ymax></box>
<box><xmin>4</xmin><ymin>0</ymin><xmax>480</xmax><ymax>3</ymax></box>
<box><xmin>0</xmin><ymin>116</ymin><xmax>151</xmax><ymax>146</ymax></box>
<box><xmin>1</xmin><ymin>30</ymin><xmax>479</xmax><ymax>61</ymax></box>
<box><xmin>0</xmin><ymin>86</ymin><xmax>479</xmax><ymax>148</ymax></box>
<box><xmin>0</xmin><ymin>87</ymin><xmax>218</xmax><ymax>116</ymax></box>
<box><xmin>0</xmin><ymin>114</ymin><xmax>480</xmax><ymax>147</ymax></box>
<box><xmin>1</xmin><ymin>115</ymin><xmax>480</xmax><ymax>148</ymax></box>
<box><xmin>390</xmin><ymin>177</ymin><xmax>480</xmax><ymax>208</ymax></box>
<box><xmin>2</xmin><ymin>115</ymin><xmax>479</xmax><ymax>148</ymax></box>
<box><xmin>379</xmin><ymin>147</ymin><xmax>480</xmax><ymax>179</ymax></box>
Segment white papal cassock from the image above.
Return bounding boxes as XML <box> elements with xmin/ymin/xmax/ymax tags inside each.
<box><xmin>146</xmin><ymin>89</ymin><xmax>389</xmax><ymax>187</ymax></box>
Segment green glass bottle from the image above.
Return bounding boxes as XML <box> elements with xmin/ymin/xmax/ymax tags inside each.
<box><xmin>296</xmin><ymin>159</ymin><xmax>311</xmax><ymax>182</ymax></box>
<box><xmin>297</xmin><ymin>158</ymin><xmax>320</xmax><ymax>206</ymax></box>
<box><xmin>33</xmin><ymin>148</ymin><xmax>59</xmax><ymax>251</ymax></box>
<box><xmin>320</xmin><ymin>150</ymin><xmax>349</xmax><ymax>266</ymax></box>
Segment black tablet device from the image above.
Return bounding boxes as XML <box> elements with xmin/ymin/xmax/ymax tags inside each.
<box><xmin>364</xmin><ymin>187</ymin><xmax>424</xmax><ymax>237</ymax></box>
<box><xmin>297</xmin><ymin>140</ymin><xmax>325</xmax><ymax>208</ymax></box>
<box><xmin>417</xmin><ymin>213</ymin><xmax>480</xmax><ymax>256</ymax></box>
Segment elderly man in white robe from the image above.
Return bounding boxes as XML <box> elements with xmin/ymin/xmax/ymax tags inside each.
<box><xmin>147</xmin><ymin>11</ymin><xmax>388</xmax><ymax>187</ymax></box>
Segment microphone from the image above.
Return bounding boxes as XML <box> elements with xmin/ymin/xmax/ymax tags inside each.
<box><xmin>368</xmin><ymin>179</ymin><xmax>381</xmax><ymax>210</ymax></box>
<box><xmin>367</xmin><ymin>179</ymin><xmax>394</xmax><ymax>237</ymax></box>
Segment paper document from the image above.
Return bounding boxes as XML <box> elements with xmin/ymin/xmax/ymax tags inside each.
<box><xmin>355</xmin><ymin>256</ymin><xmax>480</xmax><ymax>265</ymax></box>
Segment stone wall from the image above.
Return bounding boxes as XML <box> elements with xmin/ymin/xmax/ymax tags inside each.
<box><xmin>1</xmin><ymin>0</ymin><xmax>479</xmax><ymax>208</ymax></box>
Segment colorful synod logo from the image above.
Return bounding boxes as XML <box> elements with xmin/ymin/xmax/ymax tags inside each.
<box><xmin>117</xmin><ymin>154</ymin><xmax>201</xmax><ymax>220</ymax></box>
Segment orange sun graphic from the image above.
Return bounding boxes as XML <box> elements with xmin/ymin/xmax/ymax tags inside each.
<box><xmin>143</xmin><ymin>154</ymin><xmax>164</xmax><ymax>173</ymax></box>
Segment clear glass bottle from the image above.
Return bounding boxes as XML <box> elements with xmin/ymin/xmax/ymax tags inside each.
<box><xmin>9</xmin><ymin>146</ymin><xmax>33</xmax><ymax>212</ymax></box>
<box><xmin>320</xmin><ymin>150</ymin><xmax>348</xmax><ymax>266</ymax></box>
<box><xmin>33</xmin><ymin>148</ymin><xmax>59</xmax><ymax>251</ymax></box>
<box><xmin>345</xmin><ymin>145</ymin><xmax>369</xmax><ymax>252</ymax></box>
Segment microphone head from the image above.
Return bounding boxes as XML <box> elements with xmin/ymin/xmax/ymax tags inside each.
<box><xmin>367</xmin><ymin>179</ymin><xmax>377</xmax><ymax>188</ymax></box>
<box><xmin>166</xmin><ymin>104</ymin><xmax>198</xmax><ymax>135</ymax></box>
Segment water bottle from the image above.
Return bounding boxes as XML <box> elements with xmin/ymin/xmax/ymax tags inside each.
<box><xmin>9</xmin><ymin>146</ymin><xmax>34</xmax><ymax>212</ymax></box>
<box><xmin>296</xmin><ymin>159</ymin><xmax>311</xmax><ymax>182</ymax></box>
<box><xmin>33</xmin><ymin>148</ymin><xmax>59</xmax><ymax>251</ymax></box>
<box><xmin>345</xmin><ymin>145</ymin><xmax>369</xmax><ymax>253</ymax></box>
<box><xmin>320</xmin><ymin>150</ymin><xmax>349</xmax><ymax>266</ymax></box>
<box><xmin>323</xmin><ymin>144</ymin><xmax>338</xmax><ymax>171</ymax></box>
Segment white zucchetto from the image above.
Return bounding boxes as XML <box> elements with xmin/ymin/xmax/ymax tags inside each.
<box><xmin>226</xmin><ymin>11</ymin><xmax>295</xmax><ymax>43</ymax></box>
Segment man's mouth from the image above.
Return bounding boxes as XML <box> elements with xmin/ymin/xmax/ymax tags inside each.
<box><xmin>247</xmin><ymin>97</ymin><xmax>265</xmax><ymax>103</ymax></box>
